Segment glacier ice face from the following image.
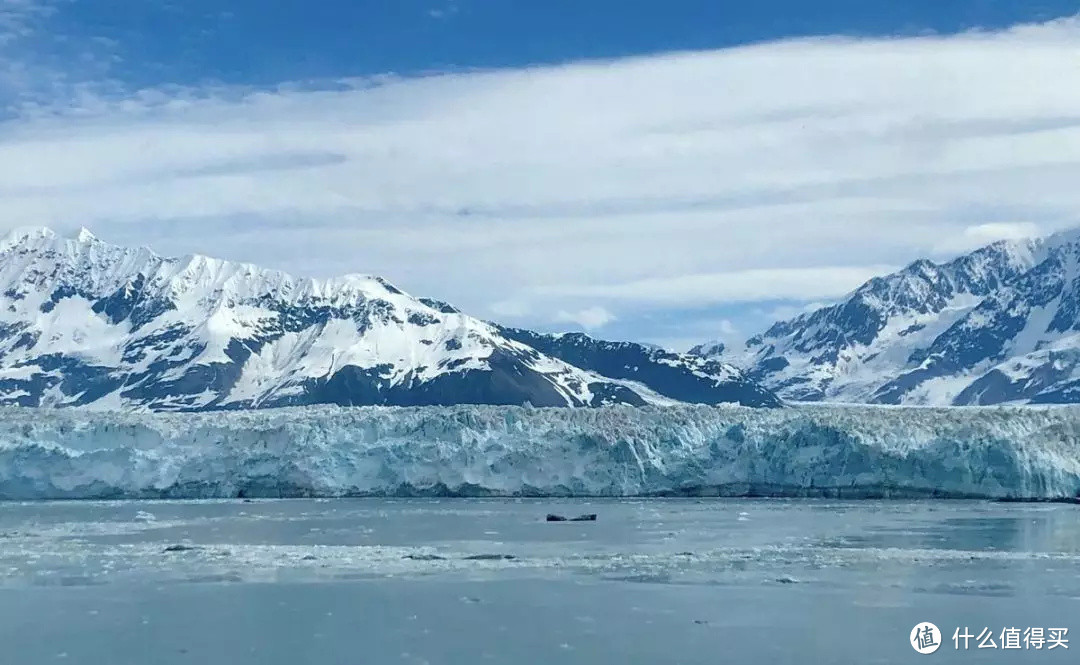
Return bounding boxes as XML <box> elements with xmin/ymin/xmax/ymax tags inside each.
<box><xmin>1</xmin><ymin>404</ymin><xmax>1079</xmax><ymax>500</ymax></box>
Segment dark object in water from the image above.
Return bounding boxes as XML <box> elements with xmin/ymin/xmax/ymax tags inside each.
<box><xmin>163</xmin><ymin>544</ymin><xmax>199</xmax><ymax>553</ymax></box>
<box><xmin>546</xmin><ymin>513</ymin><xmax>597</xmax><ymax>522</ymax></box>
<box><xmin>463</xmin><ymin>553</ymin><xmax>516</xmax><ymax>561</ymax></box>
<box><xmin>404</xmin><ymin>553</ymin><xmax>447</xmax><ymax>561</ymax></box>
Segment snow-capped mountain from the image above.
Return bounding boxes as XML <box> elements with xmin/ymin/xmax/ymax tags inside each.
<box><xmin>0</xmin><ymin>227</ymin><xmax>777</xmax><ymax>411</ymax></box>
<box><xmin>695</xmin><ymin>228</ymin><xmax>1080</xmax><ymax>406</ymax></box>
<box><xmin>497</xmin><ymin>327</ymin><xmax>781</xmax><ymax>407</ymax></box>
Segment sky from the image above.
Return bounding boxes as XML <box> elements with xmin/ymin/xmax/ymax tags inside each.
<box><xmin>2</xmin><ymin>1</ymin><xmax>1080</xmax><ymax>350</ymax></box>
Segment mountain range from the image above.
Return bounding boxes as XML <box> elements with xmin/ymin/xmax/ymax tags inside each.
<box><xmin>12</xmin><ymin>223</ymin><xmax>1080</xmax><ymax>411</ymax></box>
<box><xmin>0</xmin><ymin>227</ymin><xmax>779</xmax><ymax>411</ymax></box>
<box><xmin>696</xmin><ymin>227</ymin><xmax>1080</xmax><ymax>406</ymax></box>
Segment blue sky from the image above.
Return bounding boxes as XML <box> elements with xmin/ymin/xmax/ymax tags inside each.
<box><xmin>34</xmin><ymin>1</ymin><xmax>1080</xmax><ymax>87</ymax></box>
<box><xmin>2</xmin><ymin>1</ymin><xmax>1080</xmax><ymax>349</ymax></box>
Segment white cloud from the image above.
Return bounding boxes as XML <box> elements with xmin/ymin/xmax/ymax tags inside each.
<box><xmin>488</xmin><ymin>299</ymin><xmax>530</xmax><ymax>318</ymax></box>
<box><xmin>636</xmin><ymin>316</ymin><xmax>746</xmax><ymax>353</ymax></box>
<box><xmin>1</xmin><ymin>16</ymin><xmax>1080</xmax><ymax>340</ymax></box>
<box><xmin>426</xmin><ymin>1</ymin><xmax>458</xmax><ymax>20</ymax></box>
<box><xmin>536</xmin><ymin>266</ymin><xmax>896</xmax><ymax>305</ymax></box>
<box><xmin>0</xmin><ymin>1</ymin><xmax>118</xmax><ymax>111</ymax></box>
<box><xmin>555</xmin><ymin>307</ymin><xmax>617</xmax><ymax>330</ymax></box>
<box><xmin>932</xmin><ymin>222</ymin><xmax>1043</xmax><ymax>254</ymax></box>
<box><xmin>717</xmin><ymin>319</ymin><xmax>738</xmax><ymax>337</ymax></box>
<box><xmin>761</xmin><ymin>301</ymin><xmax>832</xmax><ymax>323</ymax></box>
<box><xmin>704</xmin><ymin>318</ymin><xmax>742</xmax><ymax>348</ymax></box>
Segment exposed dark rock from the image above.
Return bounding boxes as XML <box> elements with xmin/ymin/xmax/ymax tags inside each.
<box><xmin>497</xmin><ymin>327</ymin><xmax>781</xmax><ymax>407</ymax></box>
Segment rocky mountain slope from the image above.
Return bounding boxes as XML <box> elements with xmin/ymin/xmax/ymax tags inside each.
<box><xmin>0</xmin><ymin>227</ymin><xmax>777</xmax><ymax>410</ymax></box>
<box><xmin>696</xmin><ymin>228</ymin><xmax>1080</xmax><ymax>406</ymax></box>
<box><xmin>499</xmin><ymin>327</ymin><xmax>781</xmax><ymax>407</ymax></box>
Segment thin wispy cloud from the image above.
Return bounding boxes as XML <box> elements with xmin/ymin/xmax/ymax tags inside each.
<box><xmin>427</xmin><ymin>1</ymin><xmax>459</xmax><ymax>20</ymax></box>
<box><xmin>555</xmin><ymin>306</ymin><xmax>617</xmax><ymax>331</ymax></box>
<box><xmin>535</xmin><ymin>266</ymin><xmax>899</xmax><ymax>306</ymax></box>
<box><xmin>1</xmin><ymin>13</ymin><xmax>1079</xmax><ymax>343</ymax></box>
<box><xmin>931</xmin><ymin>221</ymin><xmax>1043</xmax><ymax>254</ymax></box>
<box><xmin>0</xmin><ymin>0</ymin><xmax>121</xmax><ymax>113</ymax></box>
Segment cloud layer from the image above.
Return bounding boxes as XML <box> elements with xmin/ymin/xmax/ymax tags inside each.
<box><xmin>2</xmin><ymin>14</ymin><xmax>1080</xmax><ymax>345</ymax></box>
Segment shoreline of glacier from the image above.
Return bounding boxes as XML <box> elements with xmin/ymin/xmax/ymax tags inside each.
<box><xmin>1</xmin><ymin>404</ymin><xmax>1080</xmax><ymax>500</ymax></box>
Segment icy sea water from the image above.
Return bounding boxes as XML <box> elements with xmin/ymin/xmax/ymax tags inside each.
<box><xmin>1</xmin><ymin>500</ymin><xmax>1078</xmax><ymax>664</ymax></box>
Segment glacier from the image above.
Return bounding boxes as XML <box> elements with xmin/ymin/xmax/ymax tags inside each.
<box><xmin>2</xmin><ymin>404</ymin><xmax>1080</xmax><ymax>500</ymax></box>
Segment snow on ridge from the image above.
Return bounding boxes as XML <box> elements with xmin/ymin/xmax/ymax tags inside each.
<box><xmin>0</xmin><ymin>225</ymin><xmax>407</xmax><ymax>306</ymax></box>
<box><xmin>701</xmin><ymin>228</ymin><xmax>1076</xmax><ymax>405</ymax></box>
<box><xmin>1</xmin><ymin>403</ymin><xmax>1078</xmax><ymax>500</ymax></box>
<box><xmin>0</xmin><ymin>226</ymin><xmax>781</xmax><ymax>410</ymax></box>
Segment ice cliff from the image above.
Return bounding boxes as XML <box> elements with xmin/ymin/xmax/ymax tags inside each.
<box><xmin>1</xmin><ymin>404</ymin><xmax>1079</xmax><ymax>500</ymax></box>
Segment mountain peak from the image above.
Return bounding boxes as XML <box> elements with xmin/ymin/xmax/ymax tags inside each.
<box><xmin>0</xmin><ymin>226</ymin><xmax>57</xmax><ymax>252</ymax></box>
<box><xmin>0</xmin><ymin>229</ymin><xmax>779</xmax><ymax>411</ymax></box>
<box><xmin>1</xmin><ymin>226</ymin><xmax>100</xmax><ymax>253</ymax></box>
<box><xmin>709</xmin><ymin>225</ymin><xmax>1080</xmax><ymax>405</ymax></box>
<box><xmin>68</xmin><ymin>227</ymin><xmax>98</xmax><ymax>243</ymax></box>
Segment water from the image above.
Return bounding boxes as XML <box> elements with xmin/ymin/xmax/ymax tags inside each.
<box><xmin>1</xmin><ymin>499</ymin><xmax>1078</xmax><ymax>663</ymax></box>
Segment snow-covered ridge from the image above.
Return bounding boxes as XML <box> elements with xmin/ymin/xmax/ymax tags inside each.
<box><xmin>0</xmin><ymin>226</ymin><xmax>409</xmax><ymax>306</ymax></box>
<box><xmin>0</xmin><ymin>227</ymin><xmax>776</xmax><ymax>410</ymax></box>
<box><xmin>2</xmin><ymin>404</ymin><xmax>1078</xmax><ymax>500</ymax></box>
<box><xmin>701</xmin><ymin>226</ymin><xmax>1080</xmax><ymax>406</ymax></box>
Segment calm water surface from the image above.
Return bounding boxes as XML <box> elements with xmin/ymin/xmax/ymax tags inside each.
<box><xmin>1</xmin><ymin>499</ymin><xmax>1078</xmax><ymax>664</ymax></box>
